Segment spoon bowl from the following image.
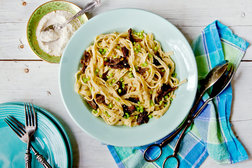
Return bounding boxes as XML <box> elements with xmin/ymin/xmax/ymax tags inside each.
<box><xmin>193</xmin><ymin>62</ymin><xmax>235</xmax><ymax>119</ymax></box>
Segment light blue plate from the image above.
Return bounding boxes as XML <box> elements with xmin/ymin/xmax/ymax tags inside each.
<box><xmin>59</xmin><ymin>8</ymin><xmax>198</xmax><ymax>146</ymax></box>
<box><xmin>0</xmin><ymin>102</ymin><xmax>72</xmax><ymax>168</ymax></box>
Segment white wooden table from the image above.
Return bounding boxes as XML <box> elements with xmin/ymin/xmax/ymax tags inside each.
<box><xmin>0</xmin><ymin>0</ymin><xmax>252</xmax><ymax>167</ymax></box>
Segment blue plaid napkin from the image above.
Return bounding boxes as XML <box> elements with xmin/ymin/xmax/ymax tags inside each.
<box><xmin>107</xmin><ymin>20</ymin><xmax>249</xmax><ymax>168</ymax></box>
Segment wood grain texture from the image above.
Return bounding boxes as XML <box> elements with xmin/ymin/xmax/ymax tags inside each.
<box><xmin>0</xmin><ymin>61</ymin><xmax>251</xmax><ymax>167</ymax></box>
<box><xmin>0</xmin><ymin>0</ymin><xmax>252</xmax><ymax>60</ymax></box>
<box><xmin>0</xmin><ymin>0</ymin><xmax>252</xmax><ymax>167</ymax></box>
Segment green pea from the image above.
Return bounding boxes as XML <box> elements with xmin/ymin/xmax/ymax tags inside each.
<box><xmin>118</xmin><ymin>89</ymin><xmax>122</xmax><ymax>93</ymax></box>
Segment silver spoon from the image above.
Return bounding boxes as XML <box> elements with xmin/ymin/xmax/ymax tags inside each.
<box><xmin>144</xmin><ymin>62</ymin><xmax>235</xmax><ymax>167</ymax></box>
<box><xmin>43</xmin><ymin>0</ymin><xmax>101</xmax><ymax>32</ymax></box>
<box><xmin>153</xmin><ymin>61</ymin><xmax>229</xmax><ymax>144</ymax></box>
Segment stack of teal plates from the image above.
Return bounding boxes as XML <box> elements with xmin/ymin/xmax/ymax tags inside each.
<box><xmin>0</xmin><ymin>102</ymin><xmax>72</xmax><ymax>168</ymax></box>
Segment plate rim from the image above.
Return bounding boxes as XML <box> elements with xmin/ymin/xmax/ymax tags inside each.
<box><xmin>0</xmin><ymin>102</ymin><xmax>73</xmax><ymax>168</ymax></box>
<box><xmin>59</xmin><ymin>8</ymin><xmax>198</xmax><ymax>146</ymax></box>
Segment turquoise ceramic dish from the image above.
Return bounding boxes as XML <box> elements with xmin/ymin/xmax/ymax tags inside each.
<box><xmin>0</xmin><ymin>102</ymin><xmax>72</xmax><ymax>168</ymax></box>
<box><xmin>59</xmin><ymin>8</ymin><xmax>198</xmax><ymax>146</ymax></box>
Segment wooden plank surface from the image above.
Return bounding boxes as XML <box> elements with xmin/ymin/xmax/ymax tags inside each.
<box><xmin>0</xmin><ymin>0</ymin><xmax>252</xmax><ymax>167</ymax></box>
<box><xmin>0</xmin><ymin>0</ymin><xmax>252</xmax><ymax>60</ymax></box>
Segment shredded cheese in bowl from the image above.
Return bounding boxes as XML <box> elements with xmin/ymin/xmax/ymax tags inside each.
<box><xmin>36</xmin><ymin>10</ymin><xmax>81</xmax><ymax>57</ymax></box>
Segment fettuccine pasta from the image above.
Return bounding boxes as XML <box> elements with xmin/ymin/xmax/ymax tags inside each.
<box><xmin>75</xmin><ymin>29</ymin><xmax>181</xmax><ymax>127</ymax></box>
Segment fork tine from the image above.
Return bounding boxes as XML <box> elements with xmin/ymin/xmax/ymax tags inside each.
<box><xmin>7</xmin><ymin>116</ymin><xmax>26</xmax><ymax>134</ymax></box>
<box><xmin>4</xmin><ymin>118</ymin><xmax>22</xmax><ymax>138</ymax></box>
<box><xmin>25</xmin><ymin>103</ymin><xmax>31</xmax><ymax>126</ymax></box>
<box><xmin>8</xmin><ymin>115</ymin><xmax>25</xmax><ymax>129</ymax></box>
<box><xmin>25</xmin><ymin>103</ymin><xmax>29</xmax><ymax>126</ymax></box>
<box><xmin>31</xmin><ymin>104</ymin><xmax>37</xmax><ymax>128</ymax></box>
<box><xmin>29</xmin><ymin>103</ymin><xmax>34</xmax><ymax>126</ymax></box>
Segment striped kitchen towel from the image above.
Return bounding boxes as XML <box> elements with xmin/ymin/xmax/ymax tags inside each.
<box><xmin>107</xmin><ymin>20</ymin><xmax>249</xmax><ymax>168</ymax></box>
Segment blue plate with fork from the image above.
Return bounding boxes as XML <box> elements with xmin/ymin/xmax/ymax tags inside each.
<box><xmin>0</xmin><ymin>102</ymin><xmax>72</xmax><ymax>168</ymax></box>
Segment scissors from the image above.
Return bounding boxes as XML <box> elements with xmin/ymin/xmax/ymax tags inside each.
<box><xmin>144</xmin><ymin>62</ymin><xmax>234</xmax><ymax>168</ymax></box>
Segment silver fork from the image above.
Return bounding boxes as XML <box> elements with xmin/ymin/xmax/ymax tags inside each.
<box><xmin>4</xmin><ymin>115</ymin><xmax>52</xmax><ymax>168</ymax></box>
<box><xmin>24</xmin><ymin>103</ymin><xmax>37</xmax><ymax>168</ymax></box>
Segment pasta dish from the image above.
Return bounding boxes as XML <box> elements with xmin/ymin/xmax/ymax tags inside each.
<box><xmin>75</xmin><ymin>29</ymin><xmax>180</xmax><ymax>126</ymax></box>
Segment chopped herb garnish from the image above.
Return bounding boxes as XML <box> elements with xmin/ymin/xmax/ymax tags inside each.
<box><xmin>154</xmin><ymin>46</ymin><xmax>158</xmax><ymax>52</ymax></box>
<box><xmin>159</xmin><ymin>100</ymin><xmax>163</xmax><ymax>105</ymax></box>
<box><xmin>104</xmin><ymin>57</ymin><xmax>108</xmax><ymax>61</ymax></box>
<box><xmin>124</xmin><ymin>113</ymin><xmax>129</xmax><ymax>119</ymax></box>
<box><xmin>99</xmin><ymin>74</ymin><xmax>102</xmax><ymax>78</ymax></box>
<box><xmin>172</xmin><ymin>72</ymin><xmax>177</xmax><ymax>77</ymax></box>
<box><xmin>95</xmin><ymin>68</ymin><xmax>99</xmax><ymax>73</ymax></box>
<box><xmin>149</xmin><ymin>90</ymin><xmax>153</xmax><ymax>94</ymax></box>
<box><xmin>148</xmin><ymin>115</ymin><xmax>153</xmax><ymax>119</ymax></box>
<box><xmin>120</xmin><ymin>78</ymin><xmax>124</xmax><ymax>82</ymax></box>
<box><xmin>138</xmin><ymin>101</ymin><xmax>141</xmax><ymax>105</ymax></box>
<box><xmin>170</xmin><ymin>98</ymin><xmax>173</xmax><ymax>101</ymax></box>
<box><xmin>122</xmin><ymin>82</ymin><xmax>125</xmax><ymax>89</ymax></box>
<box><xmin>83</xmin><ymin>77</ymin><xmax>89</xmax><ymax>83</ymax></box>
<box><xmin>108</xmin><ymin>103</ymin><xmax>113</xmax><ymax>109</ymax></box>
<box><xmin>148</xmin><ymin>53</ymin><xmax>152</xmax><ymax>58</ymax></box>
<box><xmin>128</xmin><ymin>72</ymin><xmax>134</xmax><ymax>78</ymax></box>
<box><xmin>129</xmin><ymin>67</ymin><xmax>133</xmax><ymax>71</ymax></box>
<box><xmin>161</xmin><ymin>69</ymin><xmax>165</xmax><ymax>72</ymax></box>
<box><xmin>150</xmin><ymin>100</ymin><xmax>154</xmax><ymax>106</ymax></box>
<box><xmin>165</xmin><ymin>95</ymin><xmax>168</xmax><ymax>99</ymax></box>
<box><xmin>137</xmin><ymin>44</ymin><xmax>141</xmax><ymax>50</ymax></box>
<box><xmin>142</xmin><ymin>62</ymin><xmax>148</xmax><ymax>67</ymax></box>
<box><xmin>116</xmin><ymin>98</ymin><xmax>120</xmax><ymax>101</ymax></box>
<box><xmin>105</xmin><ymin>111</ymin><xmax>111</xmax><ymax>117</ymax></box>
<box><xmin>92</xmin><ymin>109</ymin><xmax>98</xmax><ymax>114</ymax></box>
<box><xmin>139</xmin><ymin>106</ymin><xmax>144</xmax><ymax>112</ymax></box>
<box><xmin>135</xmin><ymin>66</ymin><xmax>139</xmax><ymax>71</ymax></box>
<box><xmin>99</xmin><ymin>48</ymin><xmax>107</xmax><ymax>55</ymax></box>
